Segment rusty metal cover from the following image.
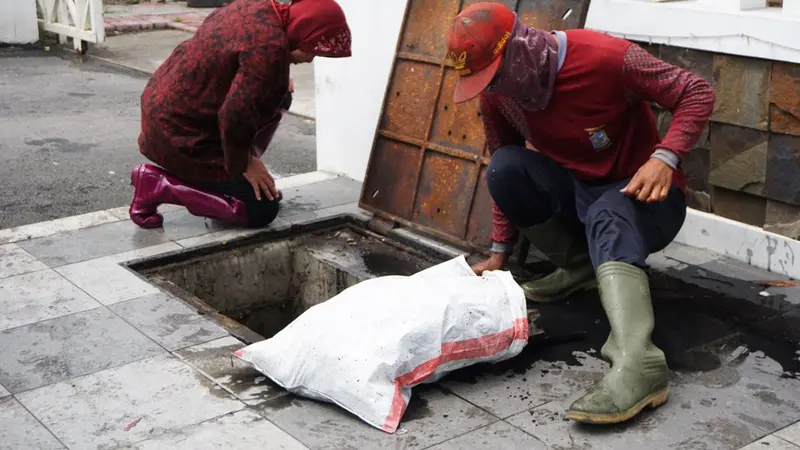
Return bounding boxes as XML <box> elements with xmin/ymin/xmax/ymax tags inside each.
<box><xmin>359</xmin><ymin>0</ymin><xmax>589</xmax><ymax>251</ymax></box>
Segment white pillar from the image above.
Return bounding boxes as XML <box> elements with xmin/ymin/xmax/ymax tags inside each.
<box><xmin>784</xmin><ymin>0</ymin><xmax>800</xmax><ymax>18</ymax></box>
<box><xmin>0</xmin><ymin>0</ymin><xmax>39</xmax><ymax>44</ymax></box>
<box><xmin>314</xmin><ymin>0</ymin><xmax>409</xmax><ymax>182</ymax></box>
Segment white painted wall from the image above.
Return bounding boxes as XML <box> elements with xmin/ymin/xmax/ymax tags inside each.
<box><xmin>0</xmin><ymin>0</ymin><xmax>39</xmax><ymax>44</ymax></box>
<box><xmin>585</xmin><ymin>0</ymin><xmax>800</xmax><ymax>64</ymax></box>
<box><xmin>314</xmin><ymin>0</ymin><xmax>409</xmax><ymax>182</ymax></box>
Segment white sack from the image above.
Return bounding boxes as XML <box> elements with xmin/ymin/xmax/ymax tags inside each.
<box><xmin>234</xmin><ymin>255</ymin><xmax>528</xmax><ymax>433</ymax></box>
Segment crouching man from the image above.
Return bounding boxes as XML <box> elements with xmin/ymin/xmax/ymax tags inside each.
<box><xmin>447</xmin><ymin>3</ymin><xmax>714</xmax><ymax>424</ymax></box>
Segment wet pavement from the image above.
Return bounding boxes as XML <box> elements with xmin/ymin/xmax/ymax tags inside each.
<box><xmin>1</xmin><ymin>173</ymin><xmax>800</xmax><ymax>449</ymax></box>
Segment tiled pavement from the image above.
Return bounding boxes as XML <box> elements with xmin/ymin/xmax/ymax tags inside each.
<box><xmin>2</xmin><ymin>171</ymin><xmax>800</xmax><ymax>449</ymax></box>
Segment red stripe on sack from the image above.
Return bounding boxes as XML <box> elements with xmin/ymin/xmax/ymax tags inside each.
<box><xmin>382</xmin><ymin>317</ymin><xmax>528</xmax><ymax>432</ymax></box>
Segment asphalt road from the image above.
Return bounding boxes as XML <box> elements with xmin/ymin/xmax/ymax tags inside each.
<box><xmin>0</xmin><ymin>49</ymin><xmax>316</xmax><ymax>229</ymax></box>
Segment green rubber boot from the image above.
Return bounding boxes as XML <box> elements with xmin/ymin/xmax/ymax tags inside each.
<box><xmin>519</xmin><ymin>217</ymin><xmax>596</xmax><ymax>303</ymax></box>
<box><xmin>567</xmin><ymin>262</ymin><xmax>670</xmax><ymax>424</ymax></box>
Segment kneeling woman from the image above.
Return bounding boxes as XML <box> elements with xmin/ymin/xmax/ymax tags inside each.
<box><xmin>129</xmin><ymin>0</ymin><xmax>351</xmax><ymax>229</ymax></box>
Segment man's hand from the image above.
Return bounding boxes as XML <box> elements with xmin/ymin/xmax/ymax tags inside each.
<box><xmin>288</xmin><ymin>77</ymin><xmax>295</xmax><ymax>93</ymax></box>
<box><xmin>243</xmin><ymin>156</ymin><xmax>279</xmax><ymax>201</ymax></box>
<box><xmin>471</xmin><ymin>252</ymin><xmax>507</xmax><ymax>276</ymax></box>
<box><xmin>620</xmin><ymin>158</ymin><xmax>674</xmax><ymax>203</ymax></box>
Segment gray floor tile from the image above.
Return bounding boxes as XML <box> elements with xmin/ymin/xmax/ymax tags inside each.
<box><xmin>0</xmin><ymin>269</ymin><xmax>100</xmax><ymax>332</ymax></box>
<box><xmin>778</xmin><ymin>422</ymin><xmax>800</xmax><ymax>446</ymax></box>
<box><xmin>123</xmin><ymin>409</ymin><xmax>309</xmax><ymax>450</ymax></box>
<box><xmin>0</xmin><ymin>210</ymin><xmax>120</xmax><ymax>245</ymax></box>
<box><xmin>0</xmin><ymin>383</ymin><xmax>9</xmax><ymax>398</ymax></box>
<box><xmin>0</xmin><ymin>397</ymin><xmax>65</xmax><ymax>450</ymax></box>
<box><xmin>110</xmin><ymin>293</ymin><xmax>228</xmax><ymax>351</ymax></box>
<box><xmin>442</xmin><ymin>352</ymin><xmax>607</xmax><ymax>419</ymax></box>
<box><xmin>108</xmin><ymin>204</ymin><xmax>183</xmax><ymax>221</ymax></box>
<box><xmin>741</xmin><ymin>435</ymin><xmax>800</xmax><ymax>450</ymax></box>
<box><xmin>158</xmin><ymin>209</ymin><xmax>238</xmax><ymax>241</ymax></box>
<box><xmin>699</xmin><ymin>334</ymin><xmax>800</xmax><ymax>432</ymax></box>
<box><xmin>661</xmin><ymin>242</ymin><xmax>721</xmax><ymax>266</ymax></box>
<box><xmin>16</xmin><ymin>355</ymin><xmax>244</xmax><ymax>450</ymax></box>
<box><xmin>55</xmin><ymin>243</ymin><xmax>181</xmax><ymax>306</ymax></box>
<box><xmin>506</xmin><ymin>375</ymin><xmax>772</xmax><ymax>450</ymax></box>
<box><xmin>175</xmin><ymin>220</ymin><xmax>290</xmax><ymax>248</ymax></box>
<box><xmin>0</xmin><ymin>243</ymin><xmax>48</xmax><ymax>279</ymax></box>
<box><xmin>283</xmin><ymin>202</ymin><xmax>373</xmax><ymax>226</ymax></box>
<box><xmin>257</xmin><ymin>385</ymin><xmax>497</xmax><ymax>450</ymax></box>
<box><xmin>18</xmin><ymin>220</ymin><xmax>172</xmax><ymax>267</ymax></box>
<box><xmin>427</xmin><ymin>421</ymin><xmax>546</xmax><ymax>450</ymax></box>
<box><xmin>0</xmin><ymin>307</ymin><xmax>164</xmax><ymax>393</ymax></box>
<box><xmin>176</xmin><ymin>337</ymin><xmax>288</xmax><ymax>405</ymax></box>
<box><xmin>280</xmin><ymin>178</ymin><xmax>362</xmax><ymax>219</ymax></box>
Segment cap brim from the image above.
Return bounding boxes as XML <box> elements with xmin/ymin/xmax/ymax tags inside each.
<box><xmin>452</xmin><ymin>55</ymin><xmax>503</xmax><ymax>104</ymax></box>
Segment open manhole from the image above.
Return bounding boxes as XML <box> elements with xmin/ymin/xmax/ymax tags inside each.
<box><xmin>130</xmin><ymin>218</ymin><xmax>451</xmax><ymax>343</ymax></box>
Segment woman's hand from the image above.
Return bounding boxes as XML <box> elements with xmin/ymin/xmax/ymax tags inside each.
<box><xmin>243</xmin><ymin>156</ymin><xmax>279</xmax><ymax>201</ymax></box>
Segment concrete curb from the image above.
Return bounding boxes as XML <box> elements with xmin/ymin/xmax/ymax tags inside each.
<box><xmin>676</xmin><ymin>208</ymin><xmax>800</xmax><ymax>280</ymax></box>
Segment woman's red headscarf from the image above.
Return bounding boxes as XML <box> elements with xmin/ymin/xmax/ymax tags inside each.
<box><xmin>271</xmin><ymin>0</ymin><xmax>352</xmax><ymax>58</ymax></box>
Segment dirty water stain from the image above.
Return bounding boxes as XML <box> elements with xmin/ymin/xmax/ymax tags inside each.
<box><xmin>26</xmin><ymin>137</ymin><xmax>96</xmax><ymax>153</ymax></box>
<box><xmin>358</xmin><ymin>250</ymin><xmax>428</xmax><ymax>277</ymax></box>
<box><xmin>402</xmin><ymin>396</ymin><xmax>432</xmax><ymax>422</ymax></box>
<box><xmin>444</xmin><ymin>261</ymin><xmax>800</xmax><ymax>387</ymax></box>
<box><xmin>753</xmin><ymin>390</ymin><xmax>783</xmax><ymax>405</ymax></box>
<box><xmin>735</xmin><ymin>412</ymin><xmax>777</xmax><ymax>431</ymax></box>
<box><xmin>260</xmin><ymin>394</ymin><xmax>303</xmax><ymax>412</ymax></box>
<box><xmin>67</xmin><ymin>92</ymin><xmax>94</xmax><ymax>98</ymax></box>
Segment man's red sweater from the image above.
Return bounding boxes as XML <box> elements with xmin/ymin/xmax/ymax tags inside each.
<box><xmin>480</xmin><ymin>29</ymin><xmax>715</xmax><ymax>250</ymax></box>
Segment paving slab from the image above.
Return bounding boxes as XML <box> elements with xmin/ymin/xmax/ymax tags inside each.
<box><xmin>0</xmin><ymin>210</ymin><xmax>121</xmax><ymax>245</ymax></box>
<box><xmin>741</xmin><ymin>435</ymin><xmax>800</xmax><ymax>450</ymax></box>
<box><xmin>703</xmin><ymin>334</ymin><xmax>800</xmax><ymax>431</ymax></box>
<box><xmin>256</xmin><ymin>385</ymin><xmax>498</xmax><ymax>450</ymax></box>
<box><xmin>427</xmin><ymin>421</ymin><xmax>546</xmax><ymax>449</ymax></box>
<box><xmin>282</xmin><ymin>202</ymin><xmax>373</xmax><ymax>227</ymax></box>
<box><xmin>281</xmin><ymin>178</ymin><xmax>363</xmax><ymax>221</ymax></box>
<box><xmin>174</xmin><ymin>222</ymin><xmax>288</xmax><ymax>249</ymax></box>
<box><xmin>0</xmin><ymin>307</ymin><xmax>164</xmax><ymax>393</ymax></box>
<box><xmin>16</xmin><ymin>355</ymin><xmax>244</xmax><ymax>450</ymax></box>
<box><xmin>777</xmin><ymin>422</ymin><xmax>800</xmax><ymax>446</ymax></box>
<box><xmin>441</xmin><ymin>351</ymin><xmax>606</xmax><ymax>419</ymax></box>
<box><xmin>122</xmin><ymin>409</ymin><xmax>309</xmax><ymax>450</ymax></box>
<box><xmin>507</xmin><ymin>389</ymin><xmax>764</xmax><ymax>450</ymax></box>
<box><xmin>0</xmin><ymin>397</ymin><xmax>65</xmax><ymax>450</ymax></box>
<box><xmin>55</xmin><ymin>242</ymin><xmax>182</xmax><ymax>306</ymax></box>
<box><xmin>505</xmin><ymin>333</ymin><xmax>800</xmax><ymax>449</ymax></box>
<box><xmin>0</xmin><ymin>269</ymin><xmax>100</xmax><ymax>332</ymax></box>
<box><xmin>0</xmin><ymin>383</ymin><xmax>8</xmax><ymax>398</ymax></box>
<box><xmin>18</xmin><ymin>220</ymin><xmax>172</xmax><ymax>267</ymax></box>
<box><xmin>157</xmin><ymin>209</ymin><xmax>240</xmax><ymax>242</ymax></box>
<box><xmin>176</xmin><ymin>336</ymin><xmax>289</xmax><ymax>406</ymax></box>
<box><xmin>660</xmin><ymin>241</ymin><xmax>723</xmax><ymax>266</ymax></box>
<box><xmin>110</xmin><ymin>293</ymin><xmax>228</xmax><ymax>351</ymax></box>
<box><xmin>0</xmin><ymin>243</ymin><xmax>47</xmax><ymax>279</ymax></box>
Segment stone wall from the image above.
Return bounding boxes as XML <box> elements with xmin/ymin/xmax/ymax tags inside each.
<box><xmin>638</xmin><ymin>43</ymin><xmax>800</xmax><ymax>240</ymax></box>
